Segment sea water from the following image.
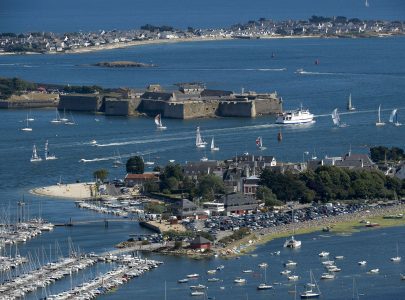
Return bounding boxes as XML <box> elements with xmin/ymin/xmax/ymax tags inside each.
<box><xmin>0</xmin><ymin>15</ymin><xmax>405</xmax><ymax>300</ymax></box>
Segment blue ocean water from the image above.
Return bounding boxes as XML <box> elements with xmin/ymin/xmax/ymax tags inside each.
<box><xmin>0</xmin><ymin>3</ymin><xmax>405</xmax><ymax>298</ymax></box>
<box><xmin>1</xmin><ymin>0</ymin><xmax>405</xmax><ymax>32</ymax></box>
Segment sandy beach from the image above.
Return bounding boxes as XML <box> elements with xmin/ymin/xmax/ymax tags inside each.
<box><xmin>31</xmin><ymin>182</ymin><xmax>95</xmax><ymax>200</ymax></box>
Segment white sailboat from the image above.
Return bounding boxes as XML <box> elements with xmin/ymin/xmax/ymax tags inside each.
<box><xmin>145</xmin><ymin>153</ymin><xmax>155</xmax><ymax>166</ymax></box>
<box><xmin>60</xmin><ymin>108</ymin><xmax>69</xmax><ymax>122</ymax></box>
<box><xmin>21</xmin><ymin>114</ymin><xmax>33</xmax><ymax>131</ymax></box>
<box><xmin>390</xmin><ymin>243</ymin><xmax>401</xmax><ymax>262</ymax></box>
<box><xmin>200</xmin><ymin>150</ymin><xmax>209</xmax><ymax>161</ymax></box>
<box><xmin>30</xmin><ymin>145</ymin><xmax>42</xmax><ymax>162</ymax></box>
<box><xmin>257</xmin><ymin>265</ymin><xmax>272</xmax><ymax>290</ymax></box>
<box><xmin>300</xmin><ymin>270</ymin><xmax>321</xmax><ymax>299</ymax></box>
<box><xmin>376</xmin><ymin>105</ymin><xmax>385</xmax><ymax>126</ymax></box>
<box><xmin>331</xmin><ymin>108</ymin><xmax>347</xmax><ymax>127</ymax></box>
<box><xmin>44</xmin><ymin>140</ymin><xmax>57</xmax><ymax>160</ymax></box>
<box><xmin>365</xmin><ymin>0</ymin><xmax>369</xmax><ymax>7</ymax></box>
<box><xmin>196</xmin><ymin>126</ymin><xmax>207</xmax><ymax>148</ymax></box>
<box><xmin>347</xmin><ymin>93</ymin><xmax>356</xmax><ymax>111</ymax></box>
<box><xmin>256</xmin><ymin>136</ymin><xmax>267</xmax><ymax>150</ymax></box>
<box><xmin>65</xmin><ymin>112</ymin><xmax>76</xmax><ymax>125</ymax></box>
<box><xmin>389</xmin><ymin>108</ymin><xmax>402</xmax><ymax>126</ymax></box>
<box><xmin>284</xmin><ymin>209</ymin><xmax>301</xmax><ymax>248</ymax></box>
<box><xmin>50</xmin><ymin>108</ymin><xmax>62</xmax><ymax>124</ymax></box>
<box><xmin>112</xmin><ymin>150</ymin><xmax>123</xmax><ymax>167</ymax></box>
<box><xmin>27</xmin><ymin>109</ymin><xmax>35</xmax><ymax>121</ymax></box>
<box><xmin>154</xmin><ymin>114</ymin><xmax>167</xmax><ymax>130</ymax></box>
<box><xmin>210</xmin><ymin>137</ymin><xmax>219</xmax><ymax>151</ymax></box>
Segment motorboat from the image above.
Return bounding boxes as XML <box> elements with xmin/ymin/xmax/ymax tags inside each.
<box><xmin>320</xmin><ymin>273</ymin><xmax>335</xmax><ymax>280</ymax></box>
<box><xmin>284</xmin><ymin>260</ymin><xmax>297</xmax><ymax>267</ymax></box>
<box><xmin>234</xmin><ymin>277</ymin><xmax>246</xmax><ymax>284</ymax></box>
<box><xmin>318</xmin><ymin>251</ymin><xmax>330</xmax><ymax>257</ymax></box>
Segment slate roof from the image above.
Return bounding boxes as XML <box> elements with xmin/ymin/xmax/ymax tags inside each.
<box><xmin>141</xmin><ymin>91</ymin><xmax>173</xmax><ymax>101</ymax></box>
<box><xmin>190</xmin><ymin>235</ymin><xmax>211</xmax><ymax>245</ymax></box>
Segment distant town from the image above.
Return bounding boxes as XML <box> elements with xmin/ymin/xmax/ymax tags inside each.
<box><xmin>0</xmin><ymin>16</ymin><xmax>404</xmax><ymax>54</ymax></box>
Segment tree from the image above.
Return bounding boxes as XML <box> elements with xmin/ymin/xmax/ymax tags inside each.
<box><xmin>143</xmin><ymin>180</ymin><xmax>159</xmax><ymax>192</ymax></box>
<box><xmin>93</xmin><ymin>169</ymin><xmax>108</xmax><ymax>182</ymax></box>
<box><xmin>126</xmin><ymin>156</ymin><xmax>144</xmax><ymax>174</ymax></box>
<box><xmin>197</xmin><ymin>174</ymin><xmax>225</xmax><ymax>201</ymax></box>
<box><xmin>144</xmin><ymin>202</ymin><xmax>166</xmax><ymax>214</ymax></box>
<box><xmin>256</xmin><ymin>186</ymin><xmax>282</xmax><ymax>207</ymax></box>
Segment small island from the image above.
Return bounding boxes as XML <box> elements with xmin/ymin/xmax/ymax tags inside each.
<box><xmin>92</xmin><ymin>61</ymin><xmax>155</xmax><ymax>68</ymax></box>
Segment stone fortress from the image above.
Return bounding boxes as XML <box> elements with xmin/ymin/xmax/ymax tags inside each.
<box><xmin>58</xmin><ymin>82</ymin><xmax>283</xmax><ymax>119</ymax></box>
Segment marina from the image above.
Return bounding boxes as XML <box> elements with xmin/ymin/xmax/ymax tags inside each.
<box><xmin>0</xmin><ymin>2</ymin><xmax>405</xmax><ymax>298</ymax></box>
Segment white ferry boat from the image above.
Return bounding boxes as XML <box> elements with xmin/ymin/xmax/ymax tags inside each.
<box><xmin>276</xmin><ymin>106</ymin><xmax>314</xmax><ymax>124</ymax></box>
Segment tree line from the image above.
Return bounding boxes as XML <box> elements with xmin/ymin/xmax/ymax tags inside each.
<box><xmin>260</xmin><ymin>166</ymin><xmax>405</xmax><ymax>203</ymax></box>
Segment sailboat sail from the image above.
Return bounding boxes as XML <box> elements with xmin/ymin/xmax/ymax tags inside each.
<box><xmin>389</xmin><ymin>109</ymin><xmax>398</xmax><ymax>123</ymax></box>
<box><xmin>210</xmin><ymin>137</ymin><xmax>219</xmax><ymax>151</ymax></box>
<box><xmin>331</xmin><ymin>108</ymin><xmax>340</xmax><ymax>126</ymax></box>
<box><xmin>155</xmin><ymin>114</ymin><xmax>166</xmax><ymax>129</ymax></box>
<box><xmin>45</xmin><ymin>140</ymin><xmax>57</xmax><ymax>160</ymax></box>
<box><xmin>154</xmin><ymin>114</ymin><xmax>161</xmax><ymax>126</ymax></box>
<box><xmin>30</xmin><ymin>145</ymin><xmax>42</xmax><ymax>162</ymax></box>
<box><xmin>196</xmin><ymin>127</ymin><xmax>206</xmax><ymax>147</ymax></box>
<box><xmin>347</xmin><ymin>93</ymin><xmax>355</xmax><ymax>111</ymax></box>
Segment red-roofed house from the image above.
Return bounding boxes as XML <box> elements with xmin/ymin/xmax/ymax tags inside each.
<box><xmin>124</xmin><ymin>173</ymin><xmax>159</xmax><ymax>187</ymax></box>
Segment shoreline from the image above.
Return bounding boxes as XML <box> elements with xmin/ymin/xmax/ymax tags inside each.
<box><xmin>0</xmin><ymin>33</ymin><xmax>400</xmax><ymax>57</ymax></box>
<box><xmin>218</xmin><ymin>205</ymin><xmax>405</xmax><ymax>257</ymax></box>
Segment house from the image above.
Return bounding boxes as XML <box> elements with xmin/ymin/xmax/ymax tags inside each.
<box><xmin>124</xmin><ymin>173</ymin><xmax>159</xmax><ymax>187</ymax></box>
<box><xmin>182</xmin><ymin>161</ymin><xmax>221</xmax><ymax>179</ymax></box>
<box><xmin>242</xmin><ymin>175</ymin><xmax>260</xmax><ymax>196</ymax></box>
<box><xmin>189</xmin><ymin>236</ymin><xmax>211</xmax><ymax>250</ymax></box>
<box><xmin>233</xmin><ymin>154</ymin><xmax>277</xmax><ymax>167</ymax></box>
<box><xmin>220</xmin><ymin>193</ymin><xmax>259</xmax><ymax>215</ymax></box>
<box><xmin>171</xmin><ymin>199</ymin><xmax>207</xmax><ymax>220</ymax></box>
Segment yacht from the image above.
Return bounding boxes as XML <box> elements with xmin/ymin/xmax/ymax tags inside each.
<box><xmin>390</xmin><ymin>243</ymin><xmax>401</xmax><ymax>262</ymax></box>
<box><xmin>30</xmin><ymin>145</ymin><xmax>42</xmax><ymax>162</ymax></box>
<box><xmin>300</xmin><ymin>270</ymin><xmax>321</xmax><ymax>299</ymax></box>
<box><xmin>318</xmin><ymin>251</ymin><xmax>329</xmax><ymax>257</ymax></box>
<box><xmin>320</xmin><ymin>272</ymin><xmax>335</xmax><ymax>280</ymax></box>
<box><xmin>234</xmin><ymin>277</ymin><xmax>246</xmax><ymax>284</ymax></box>
<box><xmin>358</xmin><ymin>261</ymin><xmax>367</xmax><ymax>266</ymax></box>
<box><xmin>276</xmin><ymin>105</ymin><xmax>314</xmax><ymax>124</ymax></box>
<box><xmin>284</xmin><ymin>260</ymin><xmax>297</xmax><ymax>267</ymax></box>
<box><xmin>281</xmin><ymin>269</ymin><xmax>291</xmax><ymax>275</ymax></box>
<box><xmin>368</xmin><ymin>268</ymin><xmax>379</xmax><ymax>274</ymax></box>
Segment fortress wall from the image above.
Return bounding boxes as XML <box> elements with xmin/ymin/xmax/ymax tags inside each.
<box><xmin>218</xmin><ymin>101</ymin><xmax>254</xmax><ymax>117</ymax></box>
<box><xmin>59</xmin><ymin>94</ymin><xmax>102</xmax><ymax>111</ymax></box>
<box><xmin>254</xmin><ymin>98</ymin><xmax>283</xmax><ymax>115</ymax></box>
<box><xmin>104</xmin><ymin>98</ymin><xmax>141</xmax><ymax>116</ymax></box>
<box><xmin>183</xmin><ymin>101</ymin><xmax>218</xmax><ymax>119</ymax></box>
<box><xmin>139</xmin><ymin>99</ymin><xmax>166</xmax><ymax>115</ymax></box>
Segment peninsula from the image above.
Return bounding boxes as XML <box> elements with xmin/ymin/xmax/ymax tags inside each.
<box><xmin>0</xmin><ymin>16</ymin><xmax>404</xmax><ymax>55</ymax></box>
